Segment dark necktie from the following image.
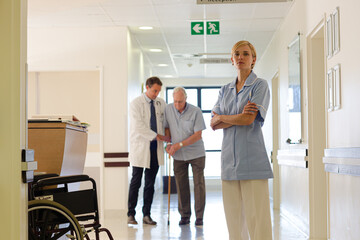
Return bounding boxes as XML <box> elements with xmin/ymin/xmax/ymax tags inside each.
<box><xmin>150</xmin><ymin>100</ymin><xmax>157</xmax><ymax>150</ymax></box>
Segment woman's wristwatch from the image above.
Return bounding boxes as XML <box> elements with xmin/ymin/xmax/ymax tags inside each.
<box><xmin>179</xmin><ymin>142</ymin><xmax>183</xmax><ymax>148</ymax></box>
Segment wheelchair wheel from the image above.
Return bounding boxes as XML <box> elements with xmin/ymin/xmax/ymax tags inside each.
<box><xmin>28</xmin><ymin>200</ymin><xmax>84</xmax><ymax>240</ymax></box>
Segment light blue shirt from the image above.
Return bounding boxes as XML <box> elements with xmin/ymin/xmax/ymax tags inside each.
<box><xmin>212</xmin><ymin>71</ymin><xmax>273</xmax><ymax>180</ymax></box>
<box><xmin>165</xmin><ymin>103</ymin><xmax>206</xmax><ymax>161</ymax></box>
<box><xmin>143</xmin><ymin>93</ymin><xmax>152</xmax><ymax>103</ymax></box>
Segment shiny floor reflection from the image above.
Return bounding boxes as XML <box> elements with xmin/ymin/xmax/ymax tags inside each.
<box><xmin>100</xmin><ymin>190</ymin><xmax>308</xmax><ymax>240</ymax></box>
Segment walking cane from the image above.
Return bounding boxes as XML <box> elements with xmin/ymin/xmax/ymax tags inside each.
<box><xmin>167</xmin><ymin>153</ymin><xmax>171</xmax><ymax>225</ymax></box>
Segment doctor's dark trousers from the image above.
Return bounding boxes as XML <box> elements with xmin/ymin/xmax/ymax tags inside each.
<box><xmin>127</xmin><ymin>149</ymin><xmax>159</xmax><ymax>217</ymax></box>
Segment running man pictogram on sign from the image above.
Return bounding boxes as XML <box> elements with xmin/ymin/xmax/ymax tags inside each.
<box><xmin>207</xmin><ymin>21</ymin><xmax>220</xmax><ymax>35</ymax></box>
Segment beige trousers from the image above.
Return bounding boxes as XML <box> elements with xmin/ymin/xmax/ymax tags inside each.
<box><xmin>222</xmin><ymin>179</ymin><xmax>273</xmax><ymax>240</ymax></box>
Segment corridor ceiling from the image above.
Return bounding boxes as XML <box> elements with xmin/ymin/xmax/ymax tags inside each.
<box><xmin>28</xmin><ymin>0</ymin><xmax>294</xmax><ymax>79</ymax></box>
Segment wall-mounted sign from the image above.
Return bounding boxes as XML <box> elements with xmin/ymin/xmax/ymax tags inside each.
<box><xmin>200</xmin><ymin>58</ymin><xmax>231</xmax><ymax>64</ymax></box>
<box><xmin>207</xmin><ymin>21</ymin><xmax>220</xmax><ymax>35</ymax></box>
<box><xmin>191</xmin><ymin>21</ymin><xmax>220</xmax><ymax>35</ymax></box>
<box><xmin>191</xmin><ymin>22</ymin><xmax>204</xmax><ymax>35</ymax></box>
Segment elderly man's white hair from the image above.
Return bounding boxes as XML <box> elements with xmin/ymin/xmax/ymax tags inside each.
<box><xmin>173</xmin><ymin>86</ymin><xmax>187</xmax><ymax>98</ymax></box>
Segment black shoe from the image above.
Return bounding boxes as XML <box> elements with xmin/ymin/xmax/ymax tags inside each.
<box><xmin>127</xmin><ymin>215</ymin><xmax>138</xmax><ymax>225</ymax></box>
<box><xmin>143</xmin><ymin>215</ymin><xmax>157</xmax><ymax>225</ymax></box>
<box><xmin>179</xmin><ymin>217</ymin><xmax>190</xmax><ymax>225</ymax></box>
<box><xmin>195</xmin><ymin>218</ymin><xmax>203</xmax><ymax>226</ymax></box>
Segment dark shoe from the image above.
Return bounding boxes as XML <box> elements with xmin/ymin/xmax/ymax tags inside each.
<box><xmin>195</xmin><ymin>218</ymin><xmax>203</xmax><ymax>226</ymax></box>
<box><xmin>127</xmin><ymin>215</ymin><xmax>138</xmax><ymax>225</ymax></box>
<box><xmin>143</xmin><ymin>215</ymin><xmax>157</xmax><ymax>225</ymax></box>
<box><xmin>179</xmin><ymin>217</ymin><xmax>190</xmax><ymax>225</ymax></box>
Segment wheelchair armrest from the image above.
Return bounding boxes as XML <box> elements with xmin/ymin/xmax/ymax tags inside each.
<box><xmin>35</xmin><ymin>174</ymin><xmax>90</xmax><ymax>187</ymax></box>
<box><xmin>34</xmin><ymin>173</ymin><xmax>59</xmax><ymax>183</ymax></box>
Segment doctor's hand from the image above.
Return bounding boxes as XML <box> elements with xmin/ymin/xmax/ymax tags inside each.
<box><xmin>157</xmin><ymin>134</ymin><xmax>171</xmax><ymax>143</ymax></box>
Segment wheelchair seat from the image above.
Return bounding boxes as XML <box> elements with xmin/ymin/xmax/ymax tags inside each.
<box><xmin>29</xmin><ymin>174</ymin><xmax>113</xmax><ymax>240</ymax></box>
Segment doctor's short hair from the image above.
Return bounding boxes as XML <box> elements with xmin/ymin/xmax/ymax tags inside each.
<box><xmin>173</xmin><ymin>87</ymin><xmax>187</xmax><ymax>99</ymax></box>
<box><xmin>146</xmin><ymin>76</ymin><xmax>162</xmax><ymax>88</ymax></box>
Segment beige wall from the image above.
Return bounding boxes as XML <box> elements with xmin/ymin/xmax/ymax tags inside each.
<box><xmin>102</xmin><ymin>29</ymin><xmax>149</xmax><ymax>215</ymax></box>
<box><xmin>28</xmin><ymin>26</ymin><xmax>129</xmax><ymax>153</ymax></box>
<box><xmin>329</xmin><ymin>174</ymin><xmax>360</xmax><ymax>239</ymax></box>
<box><xmin>303</xmin><ymin>0</ymin><xmax>360</xmax><ymax>146</ymax></box>
<box><xmin>28</xmin><ymin>71</ymin><xmax>101</xmax><ymax>152</ymax></box>
<box><xmin>280</xmin><ymin>166</ymin><xmax>309</xmax><ymax>232</ymax></box>
<box><xmin>127</xmin><ymin>31</ymin><xmax>147</xmax><ymax>104</ymax></box>
<box><xmin>256</xmin><ymin>0</ymin><xmax>360</xmax><ymax>239</ymax></box>
<box><xmin>321</xmin><ymin>1</ymin><xmax>360</xmax><ymax>238</ymax></box>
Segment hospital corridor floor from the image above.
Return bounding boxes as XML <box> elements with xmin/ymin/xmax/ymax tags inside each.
<box><xmin>99</xmin><ymin>190</ymin><xmax>308</xmax><ymax>240</ymax></box>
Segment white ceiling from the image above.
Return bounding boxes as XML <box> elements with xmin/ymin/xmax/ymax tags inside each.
<box><xmin>28</xmin><ymin>0</ymin><xmax>294</xmax><ymax>79</ymax></box>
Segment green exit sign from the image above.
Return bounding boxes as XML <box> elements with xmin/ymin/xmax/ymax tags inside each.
<box><xmin>191</xmin><ymin>21</ymin><xmax>220</xmax><ymax>35</ymax></box>
<box><xmin>207</xmin><ymin>21</ymin><xmax>220</xmax><ymax>35</ymax></box>
<box><xmin>191</xmin><ymin>22</ymin><xmax>204</xmax><ymax>35</ymax></box>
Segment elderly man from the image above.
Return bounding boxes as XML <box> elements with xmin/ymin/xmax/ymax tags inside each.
<box><xmin>165</xmin><ymin>87</ymin><xmax>206</xmax><ymax>226</ymax></box>
<box><xmin>127</xmin><ymin>76</ymin><xmax>169</xmax><ymax>225</ymax></box>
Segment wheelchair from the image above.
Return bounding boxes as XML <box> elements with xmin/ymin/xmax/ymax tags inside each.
<box><xmin>28</xmin><ymin>174</ymin><xmax>114</xmax><ymax>240</ymax></box>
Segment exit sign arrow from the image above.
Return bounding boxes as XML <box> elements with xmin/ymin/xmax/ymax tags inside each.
<box><xmin>193</xmin><ymin>24</ymin><xmax>203</xmax><ymax>33</ymax></box>
<box><xmin>191</xmin><ymin>22</ymin><xmax>204</xmax><ymax>35</ymax></box>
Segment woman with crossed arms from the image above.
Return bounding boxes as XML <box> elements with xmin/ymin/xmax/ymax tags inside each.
<box><xmin>211</xmin><ymin>40</ymin><xmax>273</xmax><ymax>240</ymax></box>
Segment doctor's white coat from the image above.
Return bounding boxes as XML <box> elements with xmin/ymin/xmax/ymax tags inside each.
<box><xmin>128</xmin><ymin>94</ymin><xmax>166</xmax><ymax>168</ymax></box>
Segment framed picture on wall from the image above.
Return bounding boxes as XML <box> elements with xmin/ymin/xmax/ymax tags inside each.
<box><xmin>327</xmin><ymin>68</ymin><xmax>334</xmax><ymax>112</ymax></box>
<box><xmin>333</xmin><ymin>64</ymin><xmax>341</xmax><ymax>110</ymax></box>
<box><xmin>332</xmin><ymin>7</ymin><xmax>340</xmax><ymax>55</ymax></box>
<box><xmin>326</xmin><ymin>15</ymin><xmax>333</xmax><ymax>59</ymax></box>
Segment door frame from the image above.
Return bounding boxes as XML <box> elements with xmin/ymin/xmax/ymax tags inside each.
<box><xmin>0</xmin><ymin>0</ymin><xmax>28</xmax><ymax>238</ymax></box>
<box><xmin>271</xmin><ymin>70</ymin><xmax>280</xmax><ymax>210</ymax></box>
<box><xmin>306</xmin><ymin>17</ymin><xmax>328</xmax><ymax>239</ymax></box>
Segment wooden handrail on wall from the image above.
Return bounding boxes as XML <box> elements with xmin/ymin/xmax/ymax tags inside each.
<box><xmin>104</xmin><ymin>152</ymin><xmax>129</xmax><ymax>167</ymax></box>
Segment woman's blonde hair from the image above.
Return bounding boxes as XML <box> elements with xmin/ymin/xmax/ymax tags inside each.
<box><xmin>231</xmin><ymin>40</ymin><xmax>257</xmax><ymax>69</ymax></box>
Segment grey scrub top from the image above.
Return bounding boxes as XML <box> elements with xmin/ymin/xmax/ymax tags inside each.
<box><xmin>212</xmin><ymin>71</ymin><xmax>273</xmax><ymax>180</ymax></box>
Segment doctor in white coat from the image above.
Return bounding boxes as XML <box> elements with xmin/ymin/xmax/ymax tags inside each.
<box><xmin>127</xmin><ymin>76</ymin><xmax>169</xmax><ymax>225</ymax></box>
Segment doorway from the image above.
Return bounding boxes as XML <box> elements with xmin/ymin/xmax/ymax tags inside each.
<box><xmin>306</xmin><ymin>20</ymin><xmax>327</xmax><ymax>239</ymax></box>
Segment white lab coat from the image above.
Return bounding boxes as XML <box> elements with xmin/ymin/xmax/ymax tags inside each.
<box><xmin>128</xmin><ymin>94</ymin><xmax>166</xmax><ymax>168</ymax></box>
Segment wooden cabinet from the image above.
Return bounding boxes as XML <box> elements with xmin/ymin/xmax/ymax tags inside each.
<box><xmin>28</xmin><ymin>122</ymin><xmax>88</xmax><ymax>176</ymax></box>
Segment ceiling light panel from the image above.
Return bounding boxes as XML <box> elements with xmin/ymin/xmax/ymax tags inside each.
<box><xmin>149</xmin><ymin>48</ymin><xmax>163</xmax><ymax>52</ymax></box>
<box><xmin>139</xmin><ymin>26</ymin><xmax>153</xmax><ymax>30</ymax></box>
